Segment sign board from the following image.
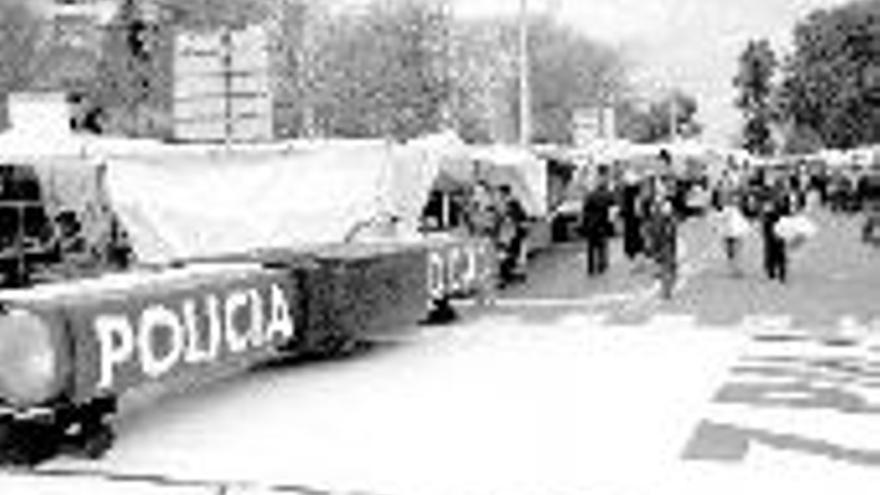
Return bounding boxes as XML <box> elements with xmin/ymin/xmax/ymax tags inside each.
<box><xmin>230</xmin><ymin>116</ymin><xmax>274</xmax><ymax>143</ymax></box>
<box><xmin>173</xmin><ymin>96</ymin><xmax>226</xmax><ymax>121</ymax></box>
<box><xmin>230</xmin><ymin>73</ymin><xmax>271</xmax><ymax>95</ymax></box>
<box><xmin>229</xmin><ymin>93</ymin><xmax>272</xmax><ymax>117</ymax></box>
<box><xmin>572</xmin><ymin>106</ymin><xmax>616</xmax><ymax>147</ymax></box>
<box><xmin>601</xmin><ymin>107</ymin><xmax>616</xmax><ymax>141</ymax></box>
<box><xmin>174</xmin><ymin>31</ymin><xmax>225</xmax><ymax>61</ymax></box>
<box><xmin>572</xmin><ymin>108</ymin><xmax>601</xmax><ymax>148</ymax></box>
<box><xmin>173</xmin><ymin>25</ymin><xmax>273</xmax><ymax>143</ymax></box>
<box><xmin>173</xmin><ymin>75</ymin><xmax>227</xmax><ymax>100</ymax></box>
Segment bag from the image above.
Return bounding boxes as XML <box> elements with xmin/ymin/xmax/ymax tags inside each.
<box><xmin>775</xmin><ymin>214</ymin><xmax>818</xmax><ymax>245</ymax></box>
<box><xmin>715</xmin><ymin>207</ymin><xmax>751</xmax><ymax>239</ymax></box>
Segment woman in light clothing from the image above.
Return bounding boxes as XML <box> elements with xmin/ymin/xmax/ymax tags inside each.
<box><xmin>714</xmin><ymin>173</ymin><xmax>750</xmax><ymax>277</ymax></box>
<box><xmin>716</xmin><ymin>203</ymin><xmax>750</xmax><ymax>277</ymax></box>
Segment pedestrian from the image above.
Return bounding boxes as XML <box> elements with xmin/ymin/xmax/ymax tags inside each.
<box><xmin>620</xmin><ymin>170</ymin><xmax>646</xmax><ymax>269</ymax></box>
<box><xmin>715</xmin><ymin>198</ymin><xmax>750</xmax><ymax>277</ymax></box>
<box><xmin>496</xmin><ymin>184</ymin><xmax>528</xmax><ymax>287</ymax></box>
<box><xmin>761</xmin><ymin>186</ymin><xmax>790</xmax><ymax>283</ymax></box>
<box><xmin>581</xmin><ymin>174</ymin><xmax>615</xmax><ymax>277</ymax></box>
<box><xmin>646</xmin><ymin>195</ymin><xmax>679</xmax><ymax>299</ymax></box>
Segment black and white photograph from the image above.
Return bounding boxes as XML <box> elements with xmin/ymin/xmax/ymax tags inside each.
<box><xmin>1</xmin><ymin>0</ymin><xmax>880</xmax><ymax>493</ymax></box>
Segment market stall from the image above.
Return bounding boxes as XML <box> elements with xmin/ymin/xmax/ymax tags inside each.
<box><xmin>465</xmin><ymin>144</ymin><xmax>553</xmax><ymax>255</ymax></box>
<box><xmin>0</xmin><ymin>93</ymin><xmax>120</xmax><ymax>287</ymax></box>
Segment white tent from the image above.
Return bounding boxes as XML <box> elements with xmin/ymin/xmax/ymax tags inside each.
<box><xmin>468</xmin><ymin>145</ymin><xmax>548</xmax><ymax>217</ymax></box>
<box><xmin>0</xmin><ymin>93</ymin><xmax>116</xmax><ymax>254</ymax></box>
<box><xmin>0</xmin><ymin>95</ymin><xmax>472</xmax><ymax>264</ymax></box>
<box><xmin>98</xmin><ymin>134</ymin><xmax>466</xmax><ymax>264</ymax></box>
<box><xmin>0</xmin><ymin>93</ymin><xmax>92</xmax><ymax>162</ymax></box>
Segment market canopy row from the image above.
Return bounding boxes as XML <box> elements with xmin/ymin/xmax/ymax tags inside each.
<box><xmin>0</xmin><ymin>116</ymin><xmax>551</xmax><ymax>265</ymax></box>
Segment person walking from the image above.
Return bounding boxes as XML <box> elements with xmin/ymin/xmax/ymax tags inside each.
<box><xmin>581</xmin><ymin>175</ymin><xmax>615</xmax><ymax>276</ymax></box>
<box><xmin>718</xmin><ymin>201</ymin><xmax>750</xmax><ymax>277</ymax></box>
<box><xmin>620</xmin><ymin>170</ymin><xmax>646</xmax><ymax>268</ymax></box>
<box><xmin>496</xmin><ymin>184</ymin><xmax>528</xmax><ymax>287</ymax></box>
<box><xmin>714</xmin><ymin>172</ymin><xmax>749</xmax><ymax>277</ymax></box>
<box><xmin>761</xmin><ymin>185</ymin><xmax>791</xmax><ymax>283</ymax></box>
<box><xmin>646</xmin><ymin>195</ymin><xmax>679</xmax><ymax>300</ymax></box>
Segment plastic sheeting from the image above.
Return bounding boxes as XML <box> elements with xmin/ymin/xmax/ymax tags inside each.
<box><xmin>102</xmin><ymin>136</ymin><xmax>462</xmax><ymax>264</ymax></box>
<box><xmin>0</xmin><ymin>124</ymin><xmax>115</xmax><ymax>259</ymax></box>
<box><xmin>469</xmin><ymin>145</ymin><xmax>548</xmax><ymax>217</ymax></box>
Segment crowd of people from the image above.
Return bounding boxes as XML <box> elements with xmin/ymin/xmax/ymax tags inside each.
<box><xmin>421</xmin><ymin>181</ymin><xmax>530</xmax><ymax>288</ymax></box>
<box><xmin>422</xmin><ymin>151</ymin><xmax>880</xmax><ymax>298</ymax></box>
<box><xmin>580</xmin><ymin>151</ymin><xmax>686</xmax><ymax>298</ymax></box>
<box><xmin>574</xmin><ymin>152</ymin><xmax>880</xmax><ymax>298</ymax></box>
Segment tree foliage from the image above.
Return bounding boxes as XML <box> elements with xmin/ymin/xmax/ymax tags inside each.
<box><xmin>778</xmin><ymin>0</ymin><xmax>880</xmax><ymax>149</ymax></box>
<box><xmin>79</xmin><ymin>0</ymin><xmax>631</xmax><ymax>143</ymax></box>
<box><xmin>155</xmin><ymin>0</ymin><xmax>276</xmax><ymax>29</ymax></box>
<box><xmin>277</xmin><ymin>3</ymin><xmax>627</xmax><ymax>143</ymax></box>
<box><xmin>526</xmin><ymin>16</ymin><xmax>627</xmax><ymax>144</ymax></box>
<box><xmin>734</xmin><ymin>39</ymin><xmax>777</xmax><ymax>155</ymax></box>
<box><xmin>318</xmin><ymin>0</ymin><xmax>451</xmax><ymax>141</ymax></box>
<box><xmin>618</xmin><ymin>89</ymin><xmax>702</xmax><ymax>143</ymax></box>
<box><xmin>93</xmin><ymin>0</ymin><xmax>174</xmax><ymax>137</ymax></box>
<box><xmin>0</xmin><ymin>1</ymin><xmax>42</xmax><ymax>128</ymax></box>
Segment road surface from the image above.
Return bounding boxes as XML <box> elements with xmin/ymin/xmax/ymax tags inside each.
<box><xmin>5</xmin><ymin>207</ymin><xmax>880</xmax><ymax>495</ymax></box>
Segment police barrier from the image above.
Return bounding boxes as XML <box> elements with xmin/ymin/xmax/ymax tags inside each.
<box><xmin>0</xmin><ymin>237</ymin><xmax>496</xmax><ymax>464</ymax></box>
<box><xmin>0</xmin><ymin>264</ymin><xmax>302</xmax><ymax>464</ymax></box>
<box><xmin>424</xmin><ymin>236</ymin><xmax>495</xmax><ymax>302</ymax></box>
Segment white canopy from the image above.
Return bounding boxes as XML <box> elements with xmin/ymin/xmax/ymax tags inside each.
<box><xmin>97</xmin><ymin>134</ymin><xmax>463</xmax><ymax>264</ymax></box>
<box><xmin>0</xmin><ymin>130</ymin><xmax>91</xmax><ymax>163</ymax></box>
<box><xmin>468</xmin><ymin>144</ymin><xmax>548</xmax><ymax>217</ymax></box>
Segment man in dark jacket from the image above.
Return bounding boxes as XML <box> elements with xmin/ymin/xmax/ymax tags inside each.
<box><xmin>581</xmin><ymin>177</ymin><xmax>615</xmax><ymax>276</ymax></box>
<box><xmin>497</xmin><ymin>184</ymin><xmax>528</xmax><ymax>286</ymax></box>
<box><xmin>761</xmin><ymin>185</ymin><xmax>791</xmax><ymax>283</ymax></box>
<box><xmin>644</xmin><ymin>191</ymin><xmax>678</xmax><ymax>299</ymax></box>
<box><xmin>620</xmin><ymin>172</ymin><xmax>645</xmax><ymax>264</ymax></box>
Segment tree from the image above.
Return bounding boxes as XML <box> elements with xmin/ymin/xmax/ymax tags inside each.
<box><xmin>525</xmin><ymin>15</ymin><xmax>627</xmax><ymax>144</ymax></box>
<box><xmin>778</xmin><ymin>1</ymin><xmax>880</xmax><ymax>149</ymax></box>
<box><xmin>155</xmin><ymin>0</ymin><xmax>275</xmax><ymax>29</ymax></box>
<box><xmin>0</xmin><ymin>1</ymin><xmax>42</xmax><ymax>129</ymax></box>
<box><xmin>300</xmin><ymin>0</ymin><xmax>451</xmax><ymax>141</ymax></box>
<box><xmin>618</xmin><ymin>89</ymin><xmax>702</xmax><ymax>143</ymax></box>
<box><xmin>93</xmin><ymin>0</ymin><xmax>174</xmax><ymax>137</ymax></box>
<box><xmin>449</xmin><ymin>15</ymin><xmax>629</xmax><ymax>144</ymax></box>
<box><xmin>734</xmin><ymin>39</ymin><xmax>777</xmax><ymax>155</ymax></box>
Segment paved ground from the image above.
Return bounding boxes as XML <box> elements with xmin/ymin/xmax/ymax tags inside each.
<box><xmin>4</xmin><ymin>206</ymin><xmax>880</xmax><ymax>494</ymax></box>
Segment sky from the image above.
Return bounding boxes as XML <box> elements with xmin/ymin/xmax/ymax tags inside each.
<box><xmin>455</xmin><ymin>0</ymin><xmax>849</xmax><ymax>146</ymax></box>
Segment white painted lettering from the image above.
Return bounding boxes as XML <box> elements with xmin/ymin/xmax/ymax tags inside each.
<box><xmin>94</xmin><ymin>315</ymin><xmax>135</xmax><ymax>391</ymax></box>
<box><xmin>138</xmin><ymin>305</ymin><xmax>186</xmax><ymax>379</ymax></box>
<box><xmin>182</xmin><ymin>299</ymin><xmax>211</xmax><ymax>364</ymax></box>
<box><xmin>204</xmin><ymin>294</ymin><xmax>222</xmax><ymax>360</ymax></box>
<box><xmin>463</xmin><ymin>245</ymin><xmax>479</xmax><ymax>289</ymax></box>
<box><xmin>448</xmin><ymin>247</ymin><xmax>463</xmax><ymax>293</ymax></box>
<box><xmin>247</xmin><ymin>289</ymin><xmax>265</xmax><ymax>347</ymax></box>
<box><xmin>427</xmin><ymin>251</ymin><xmax>445</xmax><ymax>300</ymax></box>
<box><xmin>93</xmin><ymin>283</ymin><xmax>294</xmax><ymax>390</ymax></box>
<box><xmin>224</xmin><ymin>291</ymin><xmax>250</xmax><ymax>353</ymax></box>
<box><xmin>265</xmin><ymin>284</ymin><xmax>294</xmax><ymax>342</ymax></box>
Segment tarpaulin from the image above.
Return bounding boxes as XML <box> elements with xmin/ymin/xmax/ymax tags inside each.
<box><xmin>468</xmin><ymin>145</ymin><xmax>548</xmax><ymax>217</ymax></box>
<box><xmin>102</xmin><ymin>137</ymin><xmax>454</xmax><ymax>264</ymax></box>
